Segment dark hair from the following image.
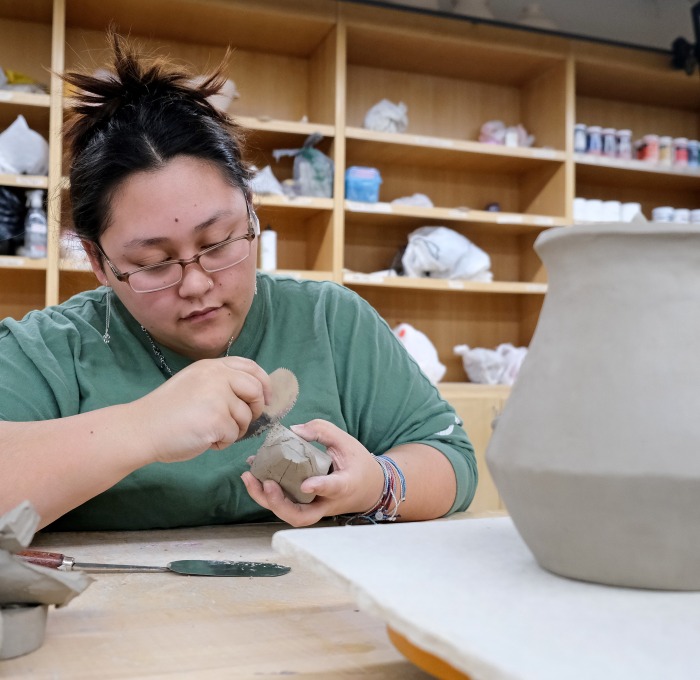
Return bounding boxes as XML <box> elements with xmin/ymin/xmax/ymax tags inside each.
<box><xmin>63</xmin><ymin>31</ymin><xmax>251</xmax><ymax>243</ymax></box>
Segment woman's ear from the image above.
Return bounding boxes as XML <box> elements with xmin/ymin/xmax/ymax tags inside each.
<box><xmin>81</xmin><ymin>240</ymin><xmax>110</xmax><ymax>287</ymax></box>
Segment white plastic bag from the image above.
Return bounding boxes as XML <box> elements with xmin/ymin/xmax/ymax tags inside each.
<box><xmin>0</xmin><ymin>115</ymin><xmax>49</xmax><ymax>175</ymax></box>
<box><xmin>249</xmin><ymin>165</ymin><xmax>284</xmax><ymax>196</ymax></box>
<box><xmin>363</xmin><ymin>99</ymin><xmax>408</xmax><ymax>133</ymax></box>
<box><xmin>394</xmin><ymin>323</ymin><xmax>446</xmax><ymax>385</ymax></box>
<box><xmin>454</xmin><ymin>343</ymin><xmax>527</xmax><ymax>385</ymax></box>
<box><xmin>402</xmin><ymin>226</ymin><xmax>492</xmax><ymax>281</ymax></box>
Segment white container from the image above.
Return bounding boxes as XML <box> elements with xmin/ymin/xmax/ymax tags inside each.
<box><xmin>573</xmin><ymin>197</ymin><xmax>587</xmax><ymax>223</ymax></box>
<box><xmin>672</xmin><ymin>208</ymin><xmax>690</xmax><ymax>224</ymax></box>
<box><xmin>621</xmin><ymin>202</ymin><xmax>642</xmax><ymax>222</ymax></box>
<box><xmin>584</xmin><ymin>199</ymin><xmax>603</xmax><ymax>222</ymax></box>
<box><xmin>690</xmin><ymin>209</ymin><xmax>700</xmax><ymax>224</ymax></box>
<box><xmin>259</xmin><ymin>225</ymin><xmax>277</xmax><ymax>271</ymax></box>
<box><xmin>601</xmin><ymin>200</ymin><xmax>621</xmax><ymax>222</ymax></box>
<box><xmin>651</xmin><ymin>206</ymin><xmax>674</xmax><ymax>223</ymax></box>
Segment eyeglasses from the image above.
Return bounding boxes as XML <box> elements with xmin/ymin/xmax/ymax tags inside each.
<box><xmin>94</xmin><ymin>204</ymin><xmax>259</xmax><ymax>294</ymax></box>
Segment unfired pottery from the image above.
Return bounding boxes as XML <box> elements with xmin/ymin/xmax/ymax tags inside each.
<box><xmin>250</xmin><ymin>423</ymin><xmax>332</xmax><ymax>503</ymax></box>
<box><xmin>0</xmin><ymin>501</ymin><xmax>92</xmax><ymax>659</ymax></box>
<box><xmin>486</xmin><ymin>221</ymin><xmax>700</xmax><ymax>590</ymax></box>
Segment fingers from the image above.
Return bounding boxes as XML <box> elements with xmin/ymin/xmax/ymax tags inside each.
<box><xmin>241</xmin><ymin>472</ymin><xmax>326</xmax><ymax>527</ymax></box>
<box><xmin>290</xmin><ymin>420</ymin><xmax>353</xmax><ymax>449</ymax></box>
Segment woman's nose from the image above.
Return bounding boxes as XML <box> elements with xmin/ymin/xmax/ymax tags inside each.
<box><xmin>177</xmin><ymin>260</ymin><xmax>212</xmax><ymax>297</ymax></box>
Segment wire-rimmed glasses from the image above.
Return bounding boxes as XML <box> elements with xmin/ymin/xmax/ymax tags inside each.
<box><xmin>94</xmin><ymin>205</ymin><xmax>259</xmax><ymax>294</ymax></box>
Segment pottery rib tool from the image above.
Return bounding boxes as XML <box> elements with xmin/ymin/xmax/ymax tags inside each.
<box><xmin>240</xmin><ymin>367</ymin><xmax>299</xmax><ymax>441</ymax></box>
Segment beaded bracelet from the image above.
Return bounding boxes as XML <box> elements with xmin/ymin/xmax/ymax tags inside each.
<box><xmin>343</xmin><ymin>455</ymin><xmax>407</xmax><ymax>525</ymax></box>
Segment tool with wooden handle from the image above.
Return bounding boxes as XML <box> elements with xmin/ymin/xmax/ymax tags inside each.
<box><xmin>17</xmin><ymin>550</ymin><xmax>291</xmax><ymax>577</ymax></box>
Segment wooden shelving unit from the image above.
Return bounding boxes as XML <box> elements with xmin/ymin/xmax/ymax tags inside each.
<box><xmin>2</xmin><ymin>0</ymin><xmax>699</xmax><ymax>512</ymax></box>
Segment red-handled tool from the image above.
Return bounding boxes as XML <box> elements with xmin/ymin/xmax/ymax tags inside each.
<box><xmin>17</xmin><ymin>549</ymin><xmax>290</xmax><ymax>577</ymax></box>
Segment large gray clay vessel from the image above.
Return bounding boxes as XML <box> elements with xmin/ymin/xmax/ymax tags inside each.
<box><xmin>486</xmin><ymin>221</ymin><xmax>700</xmax><ymax>590</ymax></box>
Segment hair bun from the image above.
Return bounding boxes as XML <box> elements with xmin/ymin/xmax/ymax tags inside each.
<box><xmin>63</xmin><ymin>29</ymin><xmax>232</xmax><ymax>157</ymax></box>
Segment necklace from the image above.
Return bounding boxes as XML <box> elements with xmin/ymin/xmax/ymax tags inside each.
<box><xmin>141</xmin><ymin>326</ymin><xmax>234</xmax><ymax>377</ymax></box>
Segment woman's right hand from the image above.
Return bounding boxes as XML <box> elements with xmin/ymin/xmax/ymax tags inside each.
<box><xmin>130</xmin><ymin>357</ymin><xmax>270</xmax><ymax>464</ymax></box>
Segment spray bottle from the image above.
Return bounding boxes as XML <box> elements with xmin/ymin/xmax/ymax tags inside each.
<box><xmin>23</xmin><ymin>189</ymin><xmax>47</xmax><ymax>259</ymax></box>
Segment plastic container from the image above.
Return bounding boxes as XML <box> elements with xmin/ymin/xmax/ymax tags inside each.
<box><xmin>259</xmin><ymin>224</ymin><xmax>277</xmax><ymax>271</ymax></box>
<box><xmin>621</xmin><ymin>202</ymin><xmax>642</xmax><ymax>222</ymax></box>
<box><xmin>573</xmin><ymin>124</ymin><xmax>587</xmax><ymax>153</ymax></box>
<box><xmin>23</xmin><ymin>189</ymin><xmax>47</xmax><ymax>259</ymax></box>
<box><xmin>616</xmin><ymin>129</ymin><xmax>632</xmax><ymax>160</ymax></box>
<box><xmin>586</xmin><ymin>125</ymin><xmax>602</xmax><ymax>155</ymax></box>
<box><xmin>690</xmin><ymin>209</ymin><xmax>700</xmax><ymax>224</ymax></box>
<box><xmin>601</xmin><ymin>200</ymin><xmax>622</xmax><ymax>222</ymax></box>
<box><xmin>573</xmin><ymin>197</ymin><xmax>587</xmax><ymax>223</ymax></box>
<box><xmin>651</xmin><ymin>206</ymin><xmax>674</xmax><ymax>223</ymax></box>
<box><xmin>641</xmin><ymin>134</ymin><xmax>659</xmax><ymax>163</ymax></box>
<box><xmin>673</xmin><ymin>137</ymin><xmax>688</xmax><ymax>167</ymax></box>
<box><xmin>687</xmin><ymin>140</ymin><xmax>700</xmax><ymax>167</ymax></box>
<box><xmin>602</xmin><ymin>128</ymin><xmax>617</xmax><ymax>157</ymax></box>
<box><xmin>345</xmin><ymin>166</ymin><xmax>382</xmax><ymax>203</ymax></box>
<box><xmin>672</xmin><ymin>208</ymin><xmax>690</xmax><ymax>224</ymax></box>
<box><xmin>658</xmin><ymin>136</ymin><xmax>673</xmax><ymax>166</ymax></box>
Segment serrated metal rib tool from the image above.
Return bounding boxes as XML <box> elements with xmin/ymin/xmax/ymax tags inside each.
<box><xmin>240</xmin><ymin>367</ymin><xmax>299</xmax><ymax>441</ymax></box>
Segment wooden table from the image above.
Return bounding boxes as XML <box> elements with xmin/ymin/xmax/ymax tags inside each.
<box><xmin>1</xmin><ymin>520</ymin><xmax>434</xmax><ymax>679</ymax></box>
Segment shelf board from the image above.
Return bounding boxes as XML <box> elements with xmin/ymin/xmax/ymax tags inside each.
<box><xmin>65</xmin><ymin>0</ymin><xmax>336</xmax><ymax>57</ymax></box>
<box><xmin>343</xmin><ymin>272</ymin><xmax>546</xmax><ymax>295</ymax></box>
<box><xmin>345</xmin><ymin>201</ymin><xmax>565</xmax><ymax>234</ymax></box>
<box><xmin>0</xmin><ymin>255</ymin><xmax>47</xmax><ymax>271</ymax></box>
<box><xmin>0</xmin><ymin>91</ymin><xmax>50</xmax><ymax>107</ymax></box>
<box><xmin>575</xmin><ymin>154</ymin><xmax>700</xmax><ymax>191</ymax></box>
<box><xmin>0</xmin><ymin>173</ymin><xmax>48</xmax><ymax>189</ymax></box>
<box><xmin>269</xmin><ymin>269</ymin><xmax>335</xmax><ymax>282</ymax></box>
<box><xmin>345</xmin><ymin>127</ymin><xmax>565</xmax><ymax>172</ymax></box>
<box><xmin>238</xmin><ymin>116</ymin><xmax>334</xmax><ymax>139</ymax></box>
<box><xmin>574</xmin><ymin>57</ymin><xmax>700</xmax><ymax>110</ymax></box>
<box><xmin>255</xmin><ymin>194</ymin><xmax>334</xmax><ymax>216</ymax></box>
<box><xmin>438</xmin><ymin>382</ymin><xmax>511</xmax><ymax>399</ymax></box>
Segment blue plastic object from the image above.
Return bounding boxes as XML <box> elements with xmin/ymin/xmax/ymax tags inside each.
<box><xmin>345</xmin><ymin>166</ymin><xmax>382</xmax><ymax>203</ymax></box>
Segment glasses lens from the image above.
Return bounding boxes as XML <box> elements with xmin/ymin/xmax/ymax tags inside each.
<box><xmin>200</xmin><ymin>238</ymin><xmax>251</xmax><ymax>273</ymax></box>
<box><xmin>129</xmin><ymin>263</ymin><xmax>183</xmax><ymax>293</ymax></box>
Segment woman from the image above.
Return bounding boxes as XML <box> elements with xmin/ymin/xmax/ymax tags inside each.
<box><xmin>0</xmin><ymin>34</ymin><xmax>477</xmax><ymax>531</ymax></box>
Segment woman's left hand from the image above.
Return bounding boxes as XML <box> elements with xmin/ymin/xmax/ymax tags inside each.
<box><xmin>240</xmin><ymin>419</ymin><xmax>384</xmax><ymax>527</ymax></box>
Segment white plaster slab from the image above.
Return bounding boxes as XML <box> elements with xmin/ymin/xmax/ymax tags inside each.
<box><xmin>273</xmin><ymin>517</ymin><xmax>700</xmax><ymax>680</ymax></box>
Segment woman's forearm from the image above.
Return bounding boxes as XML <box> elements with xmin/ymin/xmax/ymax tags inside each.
<box><xmin>0</xmin><ymin>403</ymin><xmax>152</xmax><ymax>528</ymax></box>
<box><xmin>379</xmin><ymin>443</ymin><xmax>457</xmax><ymax>521</ymax></box>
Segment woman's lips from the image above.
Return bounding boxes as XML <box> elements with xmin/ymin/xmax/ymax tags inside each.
<box><xmin>183</xmin><ymin>306</ymin><xmax>219</xmax><ymax>322</ymax></box>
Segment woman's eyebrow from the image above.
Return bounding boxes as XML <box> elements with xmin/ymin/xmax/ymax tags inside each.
<box><xmin>120</xmin><ymin>209</ymin><xmax>236</xmax><ymax>250</ymax></box>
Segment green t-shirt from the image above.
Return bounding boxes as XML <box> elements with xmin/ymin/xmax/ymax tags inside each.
<box><xmin>0</xmin><ymin>274</ymin><xmax>477</xmax><ymax>530</ymax></box>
